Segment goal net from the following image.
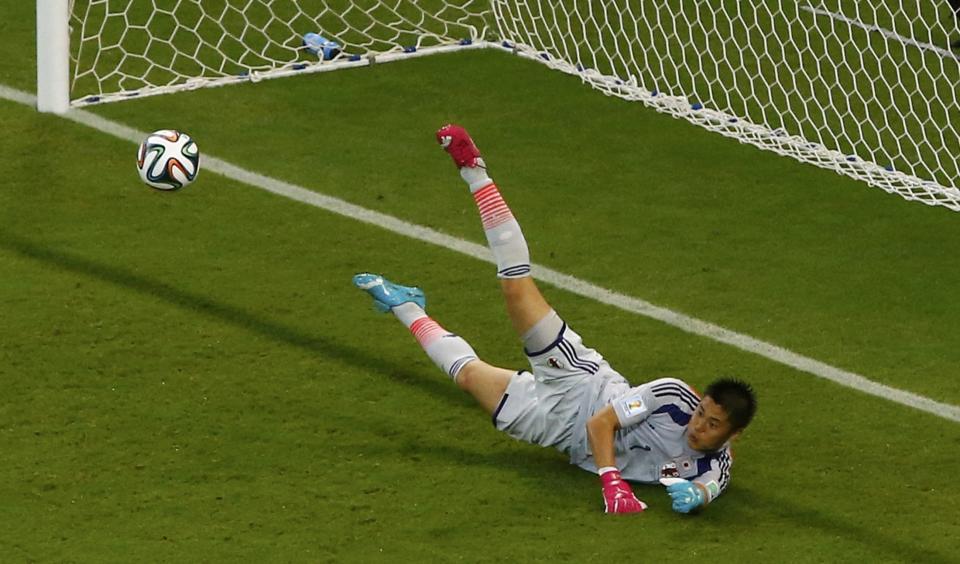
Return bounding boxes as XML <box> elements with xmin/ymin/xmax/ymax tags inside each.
<box><xmin>492</xmin><ymin>0</ymin><xmax>960</xmax><ymax>211</ymax></box>
<box><xmin>48</xmin><ymin>0</ymin><xmax>960</xmax><ymax>211</ymax></box>
<box><xmin>64</xmin><ymin>0</ymin><xmax>492</xmax><ymax>105</ymax></box>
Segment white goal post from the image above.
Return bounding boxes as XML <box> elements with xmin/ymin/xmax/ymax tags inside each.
<box><xmin>37</xmin><ymin>0</ymin><xmax>71</xmax><ymax>114</ymax></box>
<box><xmin>37</xmin><ymin>1</ymin><xmax>960</xmax><ymax>211</ymax></box>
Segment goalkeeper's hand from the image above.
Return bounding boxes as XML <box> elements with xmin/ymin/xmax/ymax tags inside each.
<box><xmin>661</xmin><ymin>478</ymin><xmax>706</xmax><ymax>514</ymax></box>
<box><xmin>600</xmin><ymin>469</ymin><xmax>647</xmax><ymax>514</ymax></box>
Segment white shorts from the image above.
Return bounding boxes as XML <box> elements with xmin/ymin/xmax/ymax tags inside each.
<box><xmin>491</xmin><ymin>322</ymin><xmax>626</xmax><ymax>455</ymax></box>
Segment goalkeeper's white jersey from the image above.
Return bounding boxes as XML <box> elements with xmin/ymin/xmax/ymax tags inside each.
<box><xmin>575</xmin><ymin>376</ymin><xmax>732</xmax><ymax>497</ymax></box>
<box><xmin>493</xmin><ymin>322</ymin><xmax>732</xmax><ymax>500</ymax></box>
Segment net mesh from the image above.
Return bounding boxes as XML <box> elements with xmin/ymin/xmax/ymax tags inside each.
<box><xmin>67</xmin><ymin>0</ymin><xmax>960</xmax><ymax>210</ymax></box>
<box><xmin>68</xmin><ymin>0</ymin><xmax>491</xmax><ymax>104</ymax></box>
<box><xmin>492</xmin><ymin>0</ymin><xmax>960</xmax><ymax>209</ymax></box>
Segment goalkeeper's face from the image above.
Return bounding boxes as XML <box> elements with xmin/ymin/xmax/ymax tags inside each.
<box><xmin>686</xmin><ymin>396</ymin><xmax>740</xmax><ymax>452</ymax></box>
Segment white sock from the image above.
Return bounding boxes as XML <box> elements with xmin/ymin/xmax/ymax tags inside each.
<box><xmin>466</xmin><ymin>178</ymin><xmax>531</xmax><ymax>279</ymax></box>
<box><xmin>392</xmin><ymin>302</ymin><xmax>477</xmax><ymax>380</ymax></box>
<box><xmin>460</xmin><ymin>160</ymin><xmax>492</xmax><ymax>193</ymax></box>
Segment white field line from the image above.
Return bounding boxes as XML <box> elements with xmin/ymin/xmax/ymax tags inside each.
<box><xmin>2</xmin><ymin>83</ymin><xmax>958</xmax><ymax>424</ymax></box>
<box><xmin>802</xmin><ymin>3</ymin><xmax>960</xmax><ymax>61</ymax></box>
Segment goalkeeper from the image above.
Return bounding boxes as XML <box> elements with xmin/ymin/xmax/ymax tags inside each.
<box><xmin>353</xmin><ymin>125</ymin><xmax>757</xmax><ymax>514</ymax></box>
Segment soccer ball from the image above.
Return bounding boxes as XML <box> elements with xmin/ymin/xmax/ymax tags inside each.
<box><xmin>136</xmin><ymin>130</ymin><xmax>200</xmax><ymax>190</ymax></box>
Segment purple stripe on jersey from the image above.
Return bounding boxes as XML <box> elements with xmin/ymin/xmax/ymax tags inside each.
<box><xmin>652</xmin><ymin>382</ymin><xmax>700</xmax><ymax>410</ymax></box>
<box><xmin>652</xmin><ymin>389</ymin><xmax>698</xmax><ymax>412</ymax></box>
<box><xmin>695</xmin><ymin>456</ymin><xmax>712</xmax><ymax>477</ymax></box>
<box><xmin>561</xmin><ymin>339</ymin><xmax>600</xmax><ymax>371</ymax></box>
<box><xmin>653</xmin><ymin>404</ymin><xmax>692</xmax><ymax>426</ymax></box>
<box><xmin>718</xmin><ymin>452</ymin><xmax>732</xmax><ymax>490</ymax></box>
<box><xmin>652</xmin><ymin>381</ymin><xmax>700</xmax><ymax>402</ymax></box>
<box><xmin>694</xmin><ymin>450</ymin><xmax>732</xmax><ymax>490</ymax></box>
<box><xmin>557</xmin><ymin>339</ymin><xmax>600</xmax><ymax>374</ymax></box>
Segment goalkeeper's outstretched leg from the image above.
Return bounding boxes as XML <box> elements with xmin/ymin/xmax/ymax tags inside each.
<box><xmin>435</xmin><ymin>124</ymin><xmax>563</xmax><ymax>351</ymax></box>
<box><xmin>352</xmin><ymin>272</ymin><xmax>515</xmax><ymax>414</ymax></box>
<box><xmin>352</xmin><ymin>125</ymin><xmax>756</xmax><ymax>516</ymax></box>
<box><xmin>351</xmin><ymin>124</ymin><xmax>566</xmax><ymax>415</ymax></box>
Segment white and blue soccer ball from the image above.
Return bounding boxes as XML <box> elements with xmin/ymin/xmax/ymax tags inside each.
<box><xmin>136</xmin><ymin>129</ymin><xmax>200</xmax><ymax>190</ymax></box>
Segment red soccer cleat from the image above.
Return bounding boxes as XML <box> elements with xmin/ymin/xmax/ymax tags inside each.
<box><xmin>436</xmin><ymin>124</ymin><xmax>484</xmax><ymax>168</ymax></box>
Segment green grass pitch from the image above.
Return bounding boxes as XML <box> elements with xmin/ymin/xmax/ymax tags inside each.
<box><xmin>1</xmin><ymin>2</ymin><xmax>959</xmax><ymax>562</ymax></box>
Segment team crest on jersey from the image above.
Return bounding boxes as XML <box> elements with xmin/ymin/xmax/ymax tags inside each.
<box><xmin>547</xmin><ymin>357</ymin><xmax>564</xmax><ymax>369</ymax></box>
<box><xmin>661</xmin><ymin>459</ymin><xmax>694</xmax><ymax>478</ymax></box>
<box><xmin>660</xmin><ymin>462</ymin><xmax>680</xmax><ymax>478</ymax></box>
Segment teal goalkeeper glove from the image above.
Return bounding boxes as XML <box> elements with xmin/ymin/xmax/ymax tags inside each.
<box><xmin>660</xmin><ymin>478</ymin><xmax>705</xmax><ymax>514</ymax></box>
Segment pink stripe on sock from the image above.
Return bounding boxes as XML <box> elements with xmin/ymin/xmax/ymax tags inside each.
<box><xmin>409</xmin><ymin>317</ymin><xmax>447</xmax><ymax>348</ymax></box>
<box><xmin>473</xmin><ymin>184</ymin><xmax>514</xmax><ymax>230</ymax></box>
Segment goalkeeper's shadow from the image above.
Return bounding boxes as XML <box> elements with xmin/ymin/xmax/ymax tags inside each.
<box><xmin>340</xmin><ymin>406</ymin><xmax>585</xmax><ymax>483</ymax></box>
<box><xmin>0</xmin><ymin>230</ymin><xmax>467</xmax><ymax>409</ymax></box>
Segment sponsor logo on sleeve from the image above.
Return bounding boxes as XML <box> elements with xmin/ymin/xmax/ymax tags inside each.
<box><xmin>623</xmin><ymin>397</ymin><xmax>645</xmax><ymax>417</ymax></box>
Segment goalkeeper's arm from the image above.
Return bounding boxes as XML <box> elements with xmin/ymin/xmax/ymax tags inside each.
<box><xmin>586</xmin><ymin>406</ymin><xmax>621</xmax><ymax>471</ymax></box>
<box><xmin>587</xmin><ymin>406</ymin><xmax>646</xmax><ymax>514</ymax></box>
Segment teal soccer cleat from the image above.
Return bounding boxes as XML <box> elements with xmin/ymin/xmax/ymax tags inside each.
<box><xmin>352</xmin><ymin>273</ymin><xmax>426</xmax><ymax>313</ymax></box>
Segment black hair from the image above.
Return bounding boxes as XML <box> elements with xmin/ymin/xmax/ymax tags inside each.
<box><xmin>705</xmin><ymin>378</ymin><xmax>757</xmax><ymax>430</ymax></box>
